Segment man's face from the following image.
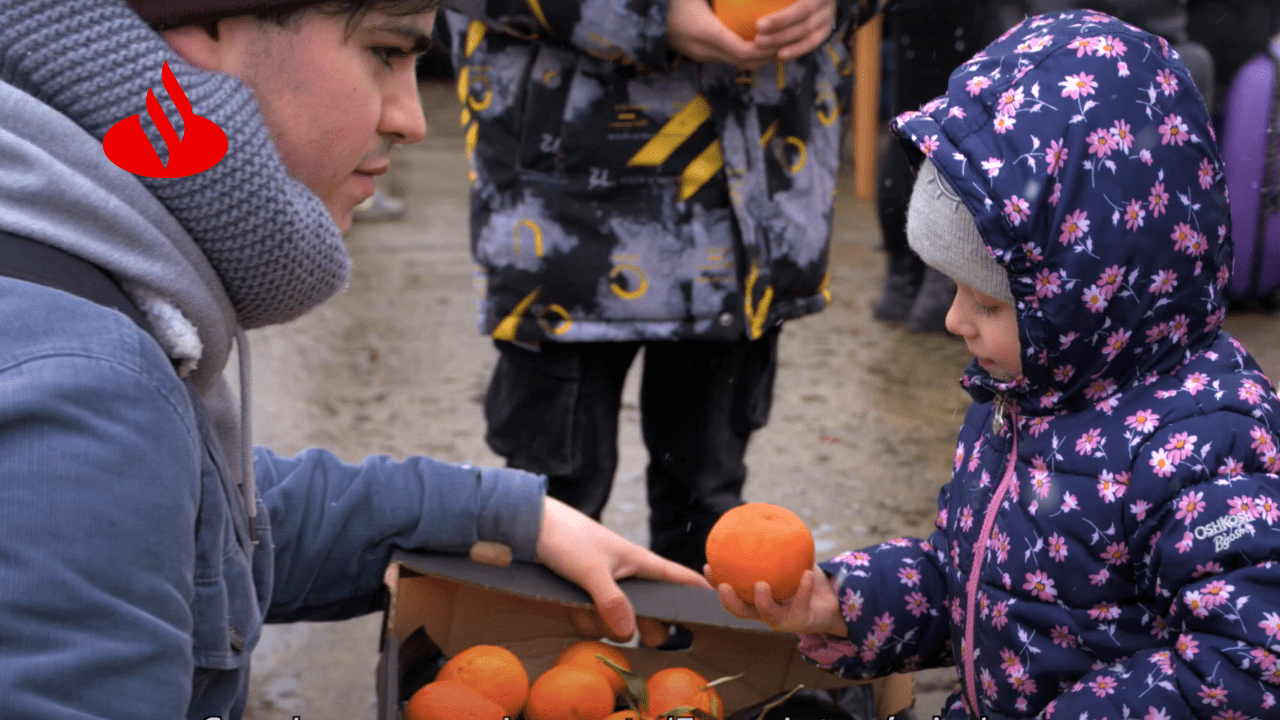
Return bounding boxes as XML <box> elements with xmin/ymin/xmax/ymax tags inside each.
<box><xmin>165</xmin><ymin>8</ymin><xmax>433</xmax><ymax>231</ymax></box>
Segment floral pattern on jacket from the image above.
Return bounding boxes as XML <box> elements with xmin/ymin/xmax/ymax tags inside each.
<box><xmin>798</xmin><ymin>11</ymin><xmax>1280</xmax><ymax>720</ymax></box>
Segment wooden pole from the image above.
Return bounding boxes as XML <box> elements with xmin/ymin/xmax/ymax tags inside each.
<box><xmin>851</xmin><ymin>14</ymin><xmax>884</xmax><ymax>202</ymax></box>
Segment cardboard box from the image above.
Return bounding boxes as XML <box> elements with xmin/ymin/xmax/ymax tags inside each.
<box><xmin>378</xmin><ymin>549</ymin><xmax>913</xmax><ymax>720</ymax></box>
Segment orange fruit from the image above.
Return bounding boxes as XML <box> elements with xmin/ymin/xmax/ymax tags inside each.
<box><xmin>705</xmin><ymin>502</ymin><xmax>815</xmax><ymax>604</ymax></box>
<box><xmin>556</xmin><ymin>640</ymin><xmax>632</xmax><ymax>696</ymax></box>
<box><xmin>645</xmin><ymin>667</ymin><xmax>723</xmax><ymax>720</ymax></box>
<box><xmin>712</xmin><ymin>0</ymin><xmax>799</xmax><ymax>41</ymax></box>
<box><xmin>404</xmin><ymin>680</ymin><xmax>508</xmax><ymax>720</ymax></box>
<box><xmin>436</xmin><ymin>644</ymin><xmax>529</xmax><ymax>717</ymax></box>
<box><xmin>604</xmin><ymin>711</ymin><xmax>642</xmax><ymax>720</ymax></box>
<box><xmin>525</xmin><ymin>665</ymin><xmax>616</xmax><ymax>720</ymax></box>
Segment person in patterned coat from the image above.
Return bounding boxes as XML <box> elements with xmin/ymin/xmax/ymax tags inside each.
<box><xmin>711</xmin><ymin>10</ymin><xmax>1280</xmax><ymax>719</ymax></box>
<box><xmin>435</xmin><ymin>0</ymin><xmax>885</xmax><ymax>570</ymax></box>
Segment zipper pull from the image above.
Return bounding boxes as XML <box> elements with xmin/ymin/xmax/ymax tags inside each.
<box><xmin>991</xmin><ymin>394</ymin><xmax>1007</xmax><ymax>435</ymax></box>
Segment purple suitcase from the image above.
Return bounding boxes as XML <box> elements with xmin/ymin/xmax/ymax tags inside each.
<box><xmin>1223</xmin><ymin>38</ymin><xmax>1280</xmax><ymax>303</ymax></box>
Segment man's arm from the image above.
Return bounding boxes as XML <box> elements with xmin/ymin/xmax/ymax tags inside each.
<box><xmin>255</xmin><ymin>448</ymin><xmax>709</xmax><ymax>638</ymax></box>
<box><xmin>256</xmin><ymin>448</ymin><xmax>547</xmax><ymax>622</ymax></box>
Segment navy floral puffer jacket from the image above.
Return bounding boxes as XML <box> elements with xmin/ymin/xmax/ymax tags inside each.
<box><xmin>799</xmin><ymin>11</ymin><xmax>1280</xmax><ymax>720</ymax></box>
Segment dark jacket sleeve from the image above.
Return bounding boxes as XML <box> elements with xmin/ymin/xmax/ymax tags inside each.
<box><xmin>445</xmin><ymin>0</ymin><xmax>672</xmax><ymax>68</ymax></box>
<box><xmin>445</xmin><ymin>0</ymin><xmax>892</xmax><ymax>70</ymax></box>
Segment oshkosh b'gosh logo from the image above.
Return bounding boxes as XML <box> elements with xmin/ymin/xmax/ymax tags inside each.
<box><xmin>1194</xmin><ymin>513</ymin><xmax>1256</xmax><ymax>552</ymax></box>
<box><xmin>103</xmin><ymin>61</ymin><xmax>228</xmax><ymax>179</ymax></box>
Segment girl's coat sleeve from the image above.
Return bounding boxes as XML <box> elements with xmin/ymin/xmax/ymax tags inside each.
<box><xmin>799</xmin><ymin>530</ymin><xmax>957</xmax><ymax>678</ymax></box>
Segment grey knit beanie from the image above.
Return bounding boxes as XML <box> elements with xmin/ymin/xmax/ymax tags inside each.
<box><xmin>907</xmin><ymin>160</ymin><xmax>1014</xmax><ymax>306</ymax></box>
<box><xmin>0</xmin><ymin>0</ymin><xmax>350</xmax><ymax>329</ymax></box>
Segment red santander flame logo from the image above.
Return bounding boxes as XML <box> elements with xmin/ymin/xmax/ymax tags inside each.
<box><xmin>103</xmin><ymin>62</ymin><xmax>228</xmax><ymax>178</ymax></box>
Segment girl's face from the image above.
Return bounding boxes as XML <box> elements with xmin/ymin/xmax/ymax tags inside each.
<box><xmin>945</xmin><ymin>282</ymin><xmax>1022</xmax><ymax>382</ymax></box>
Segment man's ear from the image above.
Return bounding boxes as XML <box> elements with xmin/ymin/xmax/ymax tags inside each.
<box><xmin>161</xmin><ymin>23</ymin><xmax>228</xmax><ymax>72</ymax></box>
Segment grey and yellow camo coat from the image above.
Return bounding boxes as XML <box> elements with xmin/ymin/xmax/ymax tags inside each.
<box><xmin>439</xmin><ymin>0</ymin><xmax>874</xmax><ymax>343</ymax></box>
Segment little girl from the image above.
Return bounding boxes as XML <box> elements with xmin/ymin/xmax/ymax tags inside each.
<box><xmin>712</xmin><ymin>10</ymin><xmax>1280</xmax><ymax>719</ymax></box>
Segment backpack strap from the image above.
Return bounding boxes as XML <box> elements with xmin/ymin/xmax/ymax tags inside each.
<box><xmin>0</xmin><ymin>228</ymin><xmax>150</xmax><ymax>330</ymax></box>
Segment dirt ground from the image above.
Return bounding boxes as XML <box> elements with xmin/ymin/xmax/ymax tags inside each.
<box><xmin>240</xmin><ymin>80</ymin><xmax>1280</xmax><ymax>720</ymax></box>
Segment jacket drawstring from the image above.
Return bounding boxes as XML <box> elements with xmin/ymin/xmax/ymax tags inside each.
<box><xmin>963</xmin><ymin>394</ymin><xmax>1018</xmax><ymax>717</ymax></box>
<box><xmin>235</xmin><ymin>328</ymin><xmax>258</xmax><ymax>545</ymax></box>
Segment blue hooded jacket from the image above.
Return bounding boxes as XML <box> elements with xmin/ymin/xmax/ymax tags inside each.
<box><xmin>799</xmin><ymin>11</ymin><xmax>1280</xmax><ymax>720</ymax></box>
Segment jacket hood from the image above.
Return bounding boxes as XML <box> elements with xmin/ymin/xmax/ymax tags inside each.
<box><xmin>892</xmin><ymin>10</ymin><xmax>1231</xmax><ymax>415</ymax></box>
<box><xmin>0</xmin><ymin>79</ymin><xmax>236</xmax><ymax>393</ymax></box>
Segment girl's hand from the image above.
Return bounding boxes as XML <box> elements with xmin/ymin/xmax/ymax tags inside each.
<box><xmin>752</xmin><ymin>0</ymin><xmax>838</xmax><ymax>61</ymax></box>
<box><xmin>704</xmin><ymin>562</ymin><xmax>849</xmax><ymax>637</ymax></box>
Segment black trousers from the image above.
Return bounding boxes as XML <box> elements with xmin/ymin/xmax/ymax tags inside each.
<box><xmin>483</xmin><ymin>331</ymin><xmax>780</xmax><ymax>570</ymax></box>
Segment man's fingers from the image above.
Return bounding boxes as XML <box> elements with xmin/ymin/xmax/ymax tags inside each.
<box><xmin>627</xmin><ymin>556</ymin><xmax>711</xmax><ymax>589</ymax></box>
<box><xmin>628</xmin><ymin>553</ymin><xmax>714</xmax><ymax>590</ymax></box>
<box><xmin>638</xmin><ymin>617</ymin><xmax>670</xmax><ymax>648</ymax></box>
<box><xmin>570</xmin><ymin>607</ymin><xmax>607</xmax><ymax>639</ymax></box>
<box><xmin>582</xmin><ymin>577</ymin><xmax>637</xmax><ymax>641</ymax></box>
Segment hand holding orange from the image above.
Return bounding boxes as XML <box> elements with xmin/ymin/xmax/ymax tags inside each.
<box><xmin>712</xmin><ymin>0</ymin><xmax>799</xmax><ymax>41</ymax></box>
<box><xmin>705</xmin><ymin>502</ymin><xmax>815</xmax><ymax>604</ymax></box>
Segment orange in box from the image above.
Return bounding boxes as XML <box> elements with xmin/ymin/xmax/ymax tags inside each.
<box><xmin>713</xmin><ymin>0</ymin><xmax>799</xmax><ymax>42</ymax></box>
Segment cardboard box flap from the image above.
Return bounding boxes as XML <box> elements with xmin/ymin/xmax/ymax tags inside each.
<box><xmin>385</xmin><ymin>549</ymin><xmax>860</xmax><ymax>715</ymax></box>
<box><xmin>390</xmin><ymin>548</ymin><xmax>774</xmax><ymax>632</ymax></box>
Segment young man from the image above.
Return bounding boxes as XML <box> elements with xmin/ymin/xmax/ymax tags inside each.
<box><xmin>0</xmin><ymin>1</ymin><xmax>705</xmax><ymax>718</ymax></box>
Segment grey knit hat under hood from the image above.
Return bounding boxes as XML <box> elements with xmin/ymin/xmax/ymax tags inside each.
<box><xmin>907</xmin><ymin>160</ymin><xmax>1014</xmax><ymax>306</ymax></box>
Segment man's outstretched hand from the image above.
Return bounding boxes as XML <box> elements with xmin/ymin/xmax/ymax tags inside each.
<box><xmin>535</xmin><ymin>497</ymin><xmax>712</xmax><ymax>647</ymax></box>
